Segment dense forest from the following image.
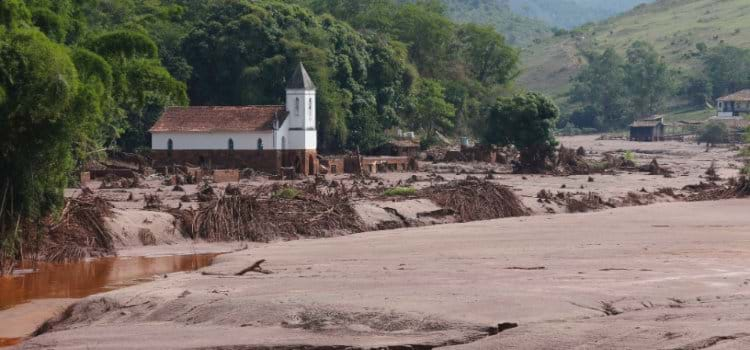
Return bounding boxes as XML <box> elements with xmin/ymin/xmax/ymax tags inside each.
<box><xmin>0</xmin><ymin>0</ymin><xmax>527</xmax><ymax>248</ymax></box>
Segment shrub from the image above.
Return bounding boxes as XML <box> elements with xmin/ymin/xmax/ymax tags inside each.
<box><xmin>383</xmin><ymin>187</ymin><xmax>417</xmax><ymax>197</ymax></box>
<box><xmin>624</xmin><ymin>150</ymin><xmax>635</xmax><ymax>162</ymax></box>
<box><xmin>272</xmin><ymin>187</ymin><xmax>301</xmax><ymax>200</ymax></box>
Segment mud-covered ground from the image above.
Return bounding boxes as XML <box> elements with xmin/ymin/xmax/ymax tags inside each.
<box><xmin>6</xmin><ymin>136</ymin><xmax>750</xmax><ymax>348</ymax></box>
<box><xmin>20</xmin><ymin>199</ymin><xmax>750</xmax><ymax>349</ymax></box>
<box><xmin>64</xmin><ymin>135</ymin><xmax>745</xmax><ymax>242</ymax></box>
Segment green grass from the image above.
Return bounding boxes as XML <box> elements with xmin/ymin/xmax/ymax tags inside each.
<box><xmin>520</xmin><ymin>0</ymin><xmax>750</xmax><ymax>98</ymax></box>
<box><xmin>383</xmin><ymin>187</ymin><xmax>417</xmax><ymax>197</ymax></box>
<box><xmin>272</xmin><ymin>187</ymin><xmax>301</xmax><ymax>200</ymax></box>
<box><xmin>665</xmin><ymin>106</ymin><xmax>714</xmax><ymax>122</ymax></box>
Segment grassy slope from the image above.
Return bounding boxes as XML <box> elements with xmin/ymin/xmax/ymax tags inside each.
<box><xmin>518</xmin><ymin>0</ymin><xmax>750</xmax><ymax>117</ymax></box>
<box><xmin>440</xmin><ymin>0</ymin><xmax>552</xmax><ymax>46</ymax></box>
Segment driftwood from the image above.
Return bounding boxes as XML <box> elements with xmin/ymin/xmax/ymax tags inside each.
<box><xmin>202</xmin><ymin>259</ymin><xmax>272</xmax><ymax>276</ymax></box>
<box><xmin>235</xmin><ymin>259</ymin><xmax>270</xmax><ymax>275</ymax></box>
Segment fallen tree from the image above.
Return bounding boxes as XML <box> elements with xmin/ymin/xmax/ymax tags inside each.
<box><xmin>686</xmin><ymin>176</ymin><xmax>750</xmax><ymax>201</ymax></box>
<box><xmin>43</xmin><ymin>193</ymin><xmax>116</xmax><ymax>262</ymax></box>
<box><xmin>421</xmin><ymin>178</ymin><xmax>529</xmax><ymax>222</ymax></box>
<box><xmin>174</xmin><ymin>186</ymin><xmax>366</xmax><ymax>242</ymax></box>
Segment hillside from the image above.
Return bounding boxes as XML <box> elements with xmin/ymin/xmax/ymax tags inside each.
<box><xmin>507</xmin><ymin>0</ymin><xmax>653</xmax><ymax>29</ymax></box>
<box><xmin>518</xmin><ymin>0</ymin><xmax>750</xmax><ymax>108</ymax></box>
<box><xmin>439</xmin><ymin>0</ymin><xmax>551</xmax><ymax>45</ymax></box>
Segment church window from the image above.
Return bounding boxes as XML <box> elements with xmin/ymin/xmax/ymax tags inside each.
<box><xmin>167</xmin><ymin>139</ymin><xmax>173</xmax><ymax>156</ymax></box>
<box><xmin>257</xmin><ymin>138</ymin><xmax>264</xmax><ymax>150</ymax></box>
<box><xmin>228</xmin><ymin>138</ymin><xmax>234</xmax><ymax>151</ymax></box>
<box><xmin>295</xmin><ymin>98</ymin><xmax>299</xmax><ymax>116</ymax></box>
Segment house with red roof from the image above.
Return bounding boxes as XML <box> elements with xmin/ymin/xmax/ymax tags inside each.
<box><xmin>150</xmin><ymin>63</ymin><xmax>318</xmax><ymax>175</ymax></box>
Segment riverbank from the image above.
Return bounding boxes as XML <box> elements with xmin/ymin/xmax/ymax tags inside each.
<box><xmin>20</xmin><ymin>199</ymin><xmax>750</xmax><ymax>349</ymax></box>
<box><xmin>0</xmin><ymin>243</ymin><xmax>239</xmax><ymax>343</ymax></box>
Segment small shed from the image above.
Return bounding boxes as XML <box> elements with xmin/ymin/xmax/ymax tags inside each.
<box><xmin>629</xmin><ymin>117</ymin><xmax>666</xmax><ymax>142</ymax></box>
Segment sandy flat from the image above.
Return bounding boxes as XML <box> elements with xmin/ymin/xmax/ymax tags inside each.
<box><xmin>18</xmin><ymin>198</ymin><xmax>750</xmax><ymax>349</ymax></box>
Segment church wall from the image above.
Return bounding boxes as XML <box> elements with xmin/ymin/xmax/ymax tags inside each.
<box><xmin>287</xmin><ymin>130</ymin><xmax>317</xmax><ymax>150</ymax></box>
<box><xmin>152</xmin><ymin>132</ymin><xmax>274</xmax><ymax>151</ymax></box>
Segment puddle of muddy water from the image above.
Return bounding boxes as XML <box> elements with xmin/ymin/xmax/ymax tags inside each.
<box><xmin>0</xmin><ymin>253</ymin><xmax>218</xmax><ymax>311</ymax></box>
<box><xmin>0</xmin><ymin>338</ymin><xmax>22</xmax><ymax>347</ymax></box>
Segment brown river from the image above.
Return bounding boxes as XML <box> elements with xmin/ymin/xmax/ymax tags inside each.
<box><xmin>0</xmin><ymin>253</ymin><xmax>219</xmax><ymax>347</ymax></box>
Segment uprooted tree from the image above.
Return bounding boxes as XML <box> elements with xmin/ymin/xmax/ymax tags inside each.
<box><xmin>485</xmin><ymin>92</ymin><xmax>560</xmax><ymax>172</ymax></box>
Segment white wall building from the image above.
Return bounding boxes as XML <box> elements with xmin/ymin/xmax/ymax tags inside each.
<box><xmin>149</xmin><ymin>63</ymin><xmax>319</xmax><ymax>174</ymax></box>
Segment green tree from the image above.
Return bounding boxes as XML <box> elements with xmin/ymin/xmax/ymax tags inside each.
<box><xmin>702</xmin><ymin>45</ymin><xmax>750</xmax><ymax>99</ymax></box>
<box><xmin>698</xmin><ymin>122</ymin><xmax>729</xmax><ymax>151</ymax></box>
<box><xmin>180</xmin><ymin>1</ymin><xmax>412</xmax><ymax>151</ymax></box>
<box><xmin>486</xmin><ymin>92</ymin><xmax>560</xmax><ymax>172</ymax></box>
<box><xmin>624</xmin><ymin>41</ymin><xmax>673</xmax><ymax>117</ymax></box>
<box><xmin>682</xmin><ymin>75</ymin><xmax>713</xmax><ymax>107</ymax></box>
<box><xmin>569</xmin><ymin>48</ymin><xmax>629</xmax><ymax>130</ymax></box>
<box><xmin>406</xmin><ymin>79</ymin><xmax>455</xmax><ymax>139</ymax></box>
<box><xmin>85</xmin><ymin>30</ymin><xmax>187</xmax><ymax>151</ymax></box>
<box><xmin>0</xmin><ymin>28</ymin><xmax>104</xmax><ymax>236</ymax></box>
<box><xmin>456</xmin><ymin>23</ymin><xmax>519</xmax><ymax>85</ymax></box>
<box><xmin>391</xmin><ymin>2</ymin><xmax>455</xmax><ymax>77</ymax></box>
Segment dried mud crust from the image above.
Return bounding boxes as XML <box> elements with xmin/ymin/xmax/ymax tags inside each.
<box><xmin>32</xmin><ymin>297</ymin><xmax>494</xmax><ymax>348</ymax></box>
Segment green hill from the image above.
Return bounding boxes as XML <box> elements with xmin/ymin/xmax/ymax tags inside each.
<box><xmin>518</xmin><ymin>0</ymin><xmax>750</xmax><ymax>111</ymax></box>
<box><xmin>439</xmin><ymin>0</ymin><xmax>552</xmax><ymax>45</ymax></box>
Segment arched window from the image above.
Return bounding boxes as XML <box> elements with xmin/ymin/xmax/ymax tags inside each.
<box><xmin>167</xmin><ymin>139</ymin><xmax>173</xmax><ymax>156</ymax></box>
<box><xmin>281</xmin><ymin>136</ymin><xmax>286</xmax><ymax>150</ymax></box>
<box><xmin>257</xmin><ymin>138</ymin><xmax>264</xmax><ymax>151</ymax></box>
<box><xmin>295</xmin><ymin>98</ymin><xmax>300</xmax><ymax>116</ymax></box>
<box><xmin>228</xmin><ymin>138</ymin><xmax>234</xmax><ymax>151</ymax></box>
<box><xmin>309</xmin><ymin>98</ymin><xmax>313</xmax><ymax>121</ymax></box>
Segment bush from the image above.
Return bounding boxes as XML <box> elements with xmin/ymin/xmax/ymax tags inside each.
<box><xmin>383</xmin><ymin>187</ymin><xmax>417</xmax><ymax>197</ymax></box>
<box><xmin>698</xmin><ymin>122</ymin><xmax>729</xmax><ymax>149</ymax></box>
<box><xmin>272</xmin><ymin>187</ymin><xmax>301</xmax><ymax>200</ymax></box>
<box><xmin>624</xmin><ymin>150</ymin><xmax>635</xmax><ymax>162</ymax></box>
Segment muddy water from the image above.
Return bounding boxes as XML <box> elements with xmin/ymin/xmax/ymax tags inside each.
<box><xmin>0</xmin><ymin>254</ymin><xmax>218</xmax><ymax>310</ymax></box>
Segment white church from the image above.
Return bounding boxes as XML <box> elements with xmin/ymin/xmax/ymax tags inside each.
<box><xmin>150</xmin><ymin>63</ymin><xmax>319</xmax><ymax>175</ymax></box>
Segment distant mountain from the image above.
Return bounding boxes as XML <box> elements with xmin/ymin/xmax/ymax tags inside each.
<box><xmin>439</xmin><ymin>0</ymin><xmax>654</xmax><ymax>46</ymax></box>
<box><xmin>506</xmin><ymin>0</ymin><xmax>654</xmax><ymax>29</ymax></box>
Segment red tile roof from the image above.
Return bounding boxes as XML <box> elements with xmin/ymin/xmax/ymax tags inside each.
<box><xmin>718</xmin><ymin>90</ymin><xmax>750</xmax><ymax>102</ymax></box>
<box><xmin>150</xmin><ymin>106</ymin><xmax>288</xmax><ymax>133</ymax></box>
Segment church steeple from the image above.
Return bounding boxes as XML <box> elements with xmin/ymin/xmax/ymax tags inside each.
<box><xmin>285</xmin><ymin>62</ymin><xmax>317</xmax><ymax>134</ymax></box>
<box><xmin>286</xmin><ymin>63</ymin><xmax>316</xmax><ymax>90</ymax></box>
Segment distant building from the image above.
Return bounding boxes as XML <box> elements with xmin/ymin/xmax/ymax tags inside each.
<box><xmin>629</xmin><ymin>116</ymin><xmax>666</xmax><ymax>142</ymax></box>
<box><xmin>716</xmin><ymin>90</ymin><xmax>750</xmax><ymax>117</ymax></box>
<box><xmin>150</xmin><ymin>63</ymin><xmax>318</xmax><ymax>175</ymax></box>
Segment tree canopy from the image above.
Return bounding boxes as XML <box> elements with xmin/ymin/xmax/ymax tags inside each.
<box><xmin>486</xmin><ymin>92</ymin><xmax>560</xmax><ymax>172</ymax></box>
<box><xmin>569</xmin><ymin>42</ymin><xmax>674</xmax><ymax>131</ymax></box>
